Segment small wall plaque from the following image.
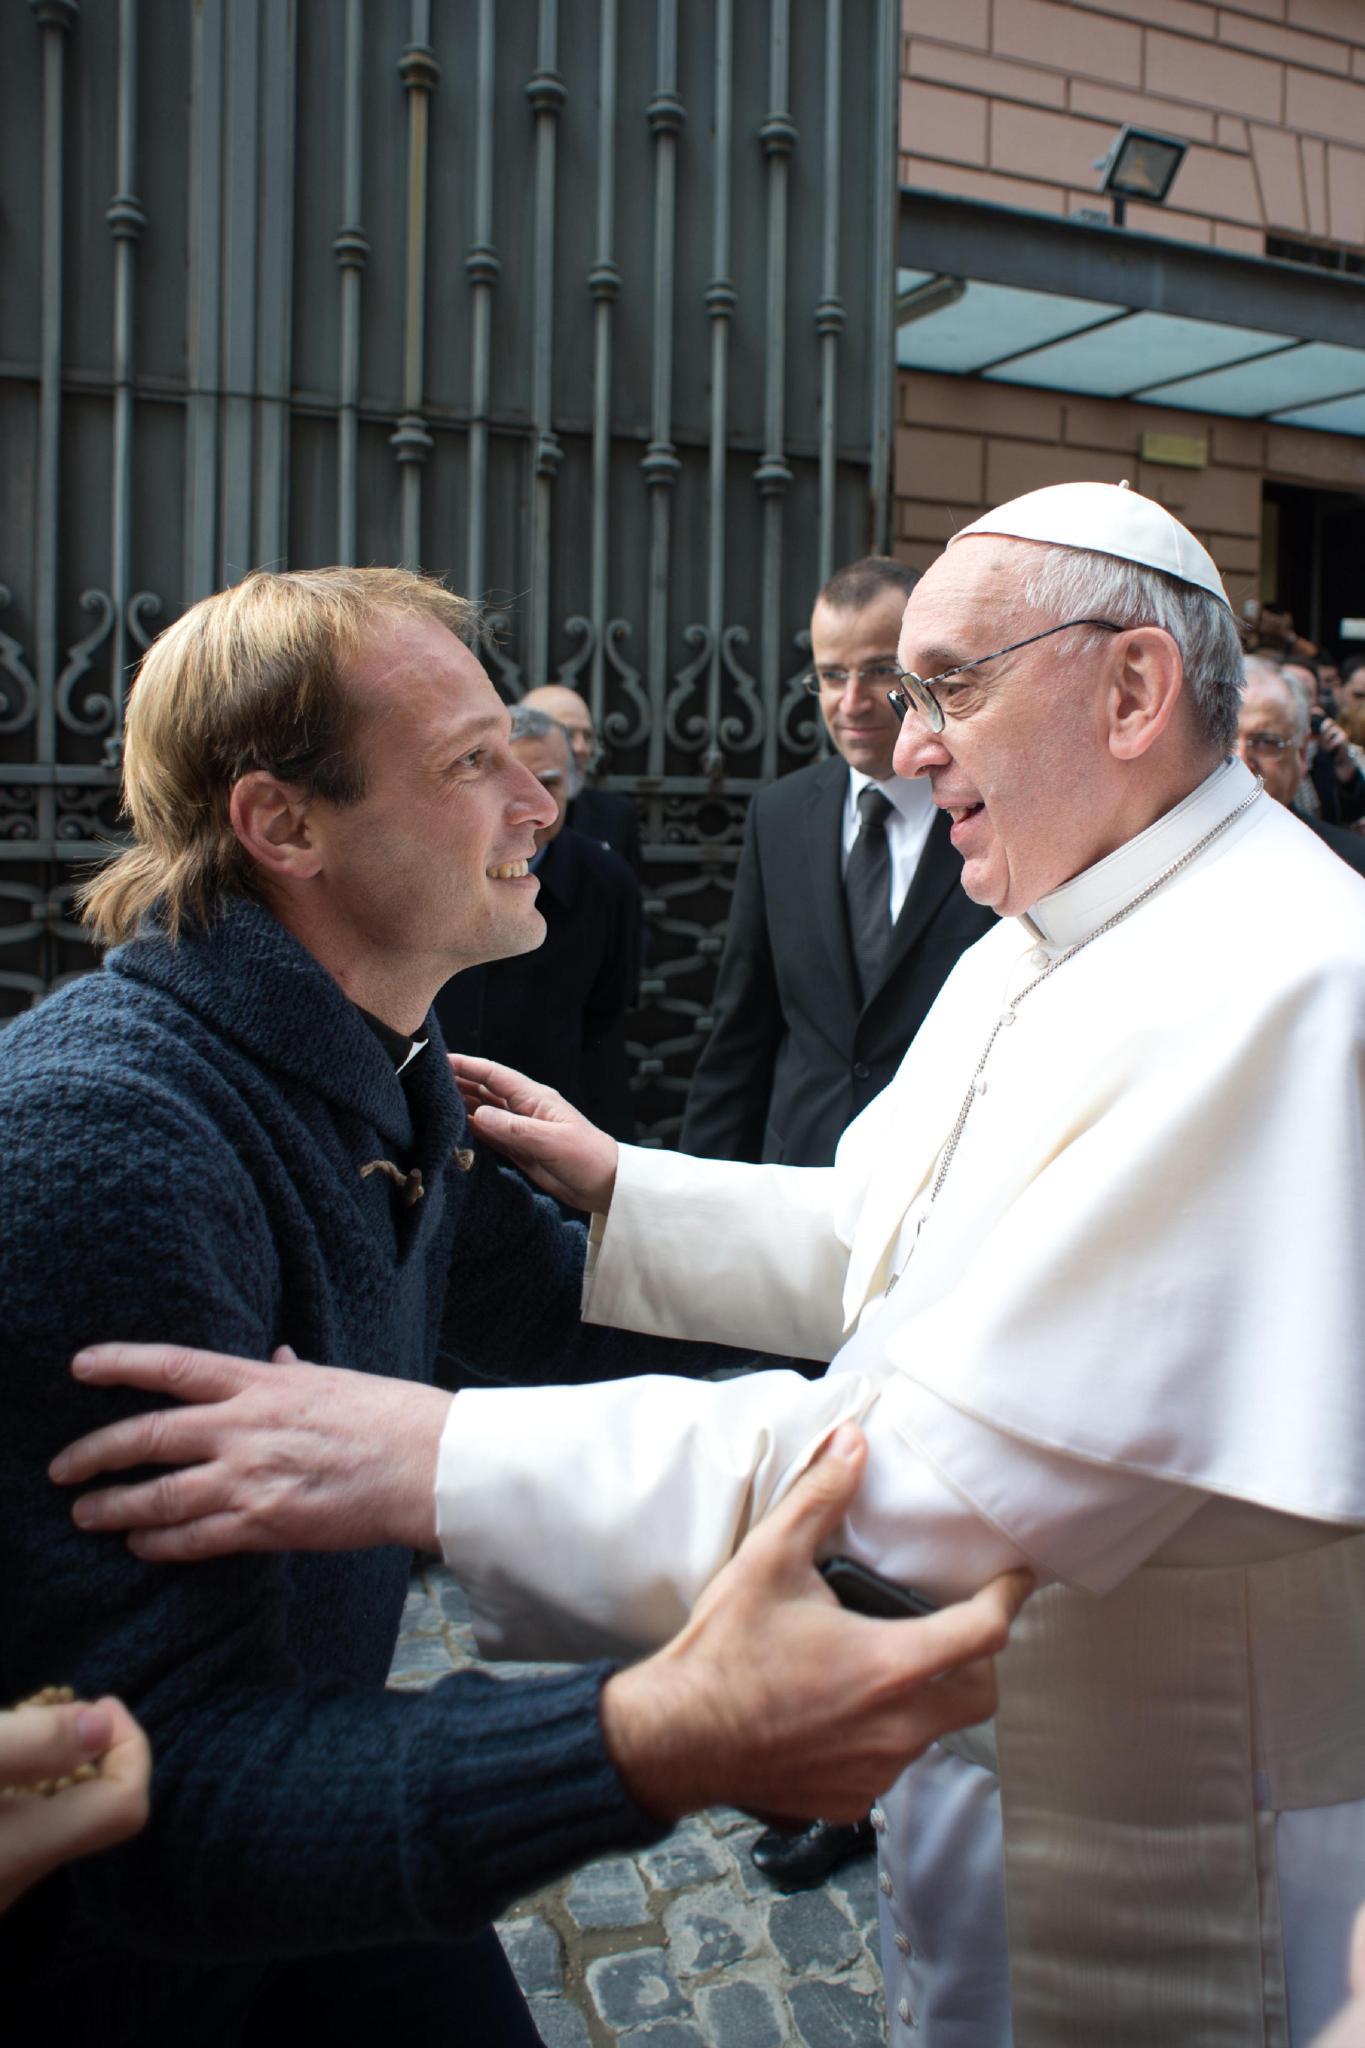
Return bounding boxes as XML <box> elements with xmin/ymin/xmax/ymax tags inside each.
<box><xmin>1140</xmin><ymin>431</ymin><xmax>1209</xmax><ymax>470</ymax></box>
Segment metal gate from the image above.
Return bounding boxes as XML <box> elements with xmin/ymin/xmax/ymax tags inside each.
<box><xmin>2</xmin><ymin>0</ymin><xmax>897</xmax><ymax>1141</ymax></box>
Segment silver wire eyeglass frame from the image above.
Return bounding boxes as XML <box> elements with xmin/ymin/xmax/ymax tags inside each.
<box><xmin>885</xmin><ymin>618</ymin><xmax>1125</xmax><ymax>734</ymax></box>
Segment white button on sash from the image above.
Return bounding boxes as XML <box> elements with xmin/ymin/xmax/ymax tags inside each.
<box><xmin>894</xmin><ymin>1930</ymin><xmax>912</xmax><ymax>1956</ymax></box>
<box><xmin>870</xmin><ymin>1806</ymin><xmax>887</xmax><ymax>1832</ymax></box>
<box><xmin>878</xmin><ymin>1870</ymin><xmax>895</xmax><ymax>1897</ymax></box>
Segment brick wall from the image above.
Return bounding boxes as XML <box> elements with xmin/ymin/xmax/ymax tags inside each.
<box><xmin>894</xmin><ymin>0</ymin><xmax>1365</xmax><ymax>604</ymax></box>
<box><xmin>901</xmin><ymin>0</ymin><xmax>1365</xmax><ymax>250</ymax></box>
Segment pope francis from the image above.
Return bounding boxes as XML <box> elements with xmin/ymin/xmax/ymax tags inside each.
<box><xmin>61</xmin><ymin>485</ymin><xmax>1365</xmax><ymax>2046</ymax></box>
<box><xmin>438</xmin><ymin>483</ymin><xmax>1365</xmax><ymax>2048</ymax></box>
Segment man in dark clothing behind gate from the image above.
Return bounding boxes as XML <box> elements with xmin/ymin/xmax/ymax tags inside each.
<box><xmin>0</xmin><ymin>567</ymin><xmax>1023</xmax><ymax>2046</ymax></box>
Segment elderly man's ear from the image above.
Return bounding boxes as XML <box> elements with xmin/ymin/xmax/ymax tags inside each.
<box><xmin>1104</xmin><ymin>626</ymin><xmax>1188</xmax><ymax>762</ymax></box>
<box><xmin>229</xmin><ymin>773</ymin><xmax>324</xmax><ymax>883</ymax></box>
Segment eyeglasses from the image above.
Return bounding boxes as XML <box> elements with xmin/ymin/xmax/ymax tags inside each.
<box><xmin>886</xmin><ymin>618</ymin><xmax>1125</xmax><ymax>735</ymax></box>
<box><xmin>800</xmin><ymin>658</ymin><xmax>904</xmax><ymax>697</ymax></box>
<box><xmin>1237</xmin><ymin>731</ymin><xmax>1299</xmax><ymax>755</ymax></box>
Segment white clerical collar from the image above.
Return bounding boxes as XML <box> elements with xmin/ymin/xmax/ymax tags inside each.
<box><xmin>846</xmin><ymin>765</ymin><xmax>935</xmax><ymax>826</ymax></box>
<box><xmin>1023</xmin><ymin>756</ymin><xmax>1257</xmax><ymax>949</ymax></box>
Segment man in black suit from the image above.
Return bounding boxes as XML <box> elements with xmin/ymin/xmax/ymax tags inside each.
<box><xmin>435</xmin><ymin>708</ymin><xmax>642</xmax><ymax>1142</ymax></box>
<box><xmin>522</xmin><ymin>684</ymin><xmax>642</xmax><ymax>876</ymax></box>
<box><xmin>682</xmin><ymin>557</ymin><xmax>995</xmax><ymax>1170</ymax></box>
<box><xmin>680</xmin><ymin>555</ymin><xmax>996</xmax><ymax>1890</ymax></box>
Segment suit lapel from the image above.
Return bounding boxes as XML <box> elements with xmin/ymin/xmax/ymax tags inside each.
<box><xmin>802</xmin><ymin>759</ymin><xmax>861</xmax><ymax>1004</ymax></box>
<box><xmin>866</xmin><ymin>806</ymin><xmax>960</xmax><ymax>1000</ymax></box>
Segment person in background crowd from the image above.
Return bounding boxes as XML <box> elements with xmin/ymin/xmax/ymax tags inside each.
<box><xmin>680</xmin><ymin>554</ymin><xmax>995</xmax><ymax>1890</ymax></box>
<box><xmin>435</xmin><ymin>705</ymin><xmax>642</xmax><ymax>1142</ymax></box>
<box><xmin>1240</xmin><ymin>658</ymin><xmax>1365</xmax><ymax>876</ymax></box>
<box><xmin>1280</xmin><ymin>654</ymin><xmax>1365</xmax><ymax>828</ymax></box>
<box><xmin>1337</xmin><ymin>653</ymin><xmax>1365</xmax><ymax>750</ymax></box>
<box><xmin>522</xmin><ymin>683</ymin><xmax>642</xmax><ymax>876</ymax></box>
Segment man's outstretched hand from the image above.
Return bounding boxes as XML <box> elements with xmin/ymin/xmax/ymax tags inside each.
<box><xmin>449</xmin><ymin>1054</ymin><xmax>619</xmax><ymax>1214</ymax></box>
<box><xmin>51</xmin><ymin>1344</ymin><xmax>451</xmax><ymax>1560</ymax></box>
<box><xmin>600</xmin><ymin>1425</ymin><xmax>1032</xmax><ymax>1825</ymax></box>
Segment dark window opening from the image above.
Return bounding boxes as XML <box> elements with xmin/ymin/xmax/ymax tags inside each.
<box><xmin>1265</xmin><ymin>233</ymin><xmax>1365</xmax><ymax>279</ymax></box>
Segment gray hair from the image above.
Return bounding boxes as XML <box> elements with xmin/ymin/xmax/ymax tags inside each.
<box><xmin>1244</xmin><ymin>656</ymin><xmax>1310</xmax><ymax>741</ymax></box>
<box><xmin>1015</xmin><ymin>547</ymin><xmax>1243</xmax><ymax>751</ymax></box>
<box><xmin>509</xmin><ymin>703</ymin><xmax>581</xmax><ymax>795</ymax></box>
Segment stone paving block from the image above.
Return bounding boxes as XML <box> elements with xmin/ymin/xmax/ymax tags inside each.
<box><xmin>385</xmin><ymin>1634</ymin><xmax>457</xmax><ymax>1684</ymax></box>
<box><xmin>496</xmin><ymin>1913</ymin><xmax>563</xmax><ymax>1995</ymax></box>
<box><xmin>433</xmin><ymin>1569</ymin><xmax>471</xmax><ymax>1624</ymax></box>
<box><xmin>722</xmin><ymin>1824</ymin><xmax>776</xmax><ymax>1900</ymax></box>
<box><xmin>621</xmin><ymin>2023</ymin><xmax>707</xmax><ymax>2046</ymax></box>
<box><xmin>638</xmin><ymin>1818</ymin><xmax>728</xmax><ymax>1893</ymax></box>
<box><xmin>565</xmin><ymin>1853</ymin><xmax>651</xmax><ymax>1929</ymax></box>
<box><xmin>587</xmin><ymin>1948</ymin><xmax>691</xmax><ymax>2030</ymax></box>
<box><xmin>707</xmin><ymin>1806</ymin><xmax>757</xmax><ymax>1835</ymax></box>
<box><xmin>526</xmin><ymin>1993</ymin><xmax>593</xmax><ymax>2048</ymax></box>
<box><xmin>829</xmin><ymin>1851</ymin><xmax>880</xmax><ymax>1931</ymax></box>
<box><xmin>768</xmin><ymin>1885</ymin><xmax>863</xmax><ymax>1974</ymax></box>
<box><xmin>662</xmin><ymin>1883</ymin><xmax>764</xmax><ymax>1975</ymax></box>
<box><xmin>788</xmin><ymin>1977</ymin><xmax>889</xmax><ymax>2046</ymax></box>
<box><xmin>693</xmin><ymin>1976</ymin><xmax>787</xmax><ymax>2048</ymax></box>
<box><xmin>399</xmin><ymin>1579</ymin><xmax>443</xmax><ymax>1633</ymax></box>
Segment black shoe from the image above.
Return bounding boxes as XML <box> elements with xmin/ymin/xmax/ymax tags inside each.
<box><xmin>749</xmin><ymin>1816</ymin><xmax>876</xmax><ymax>1892</ymax></box>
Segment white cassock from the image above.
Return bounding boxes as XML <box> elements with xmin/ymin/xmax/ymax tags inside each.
<box><xmin>437</xmin><ymin>758</ymin><xmax>1365</xmax><ymax>2047</ymax></box>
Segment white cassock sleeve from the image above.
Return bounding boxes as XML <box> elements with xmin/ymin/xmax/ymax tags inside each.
<box><xmin>436</xmin><ymin>1356</ymin><xmax>1208</xmax><ymax>1662</ymax></box>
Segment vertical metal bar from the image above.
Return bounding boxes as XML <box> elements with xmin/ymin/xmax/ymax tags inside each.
<box><xmin>815</xmin><ymin>0</ymin><xmax>844</xmax><ymax>586</ymax></box>
<box><xmin>391</xmin><ymin>1</ymin><xmax>437</xmax><ymax>570</ymax></box>
<box><xmin>526</xmin><ymin>0</ymin><xmax>565</xmax><ymax>686</ymax></box>
<box><xmin>867</xmin><ymin>0</ymin><xmax>898</xmax><ymax>556</ymax></box>
<box><xmin>703</xmin><ymin>0</ymin><xmax>734</xmax><ymax>767</ymax></box>
<box><xmin>464</xmin><ymin>0</ymin><xmax>498</xmax><ymax>600</ymax></box>
<box><xmin>642</xmin><ymin>0</ymin><xmax>684</xmax><ymax>779</ymax></box>
<box><xmin>254</xmin><ymin>0</ymin><xmax>296</xmax><ymax>570</ymax></box>
<box><xmin>756</xmin><ymin>0</ymin><xmax>795</xmax><ymax>781</ymax></box>
<box><xmin>585</xmin><ymin>0</ymin><xmax>620</xmax><ymax>726</ymax></box>
<box><xmin>184</xmin><ymin>0</ymin><xmax>224</xmax><ymax>600</ymax></box>
<box><xmin>218</xmin><ymin>0</ymin><xmax>261</xmax><ymax>583</ymax></box>
<box><xmin>335</xmin><ymin>0</ymin><xmax>368</xmax><ymax>565</ymax></box>
<box><xmin>31</xmin><ymin>0</ymin><xmax>77</xmax><ymax>826</ymax></box>
<box><xmin>106</xmin><ymin>0</ymin><xmax>145</xmax><ymax>750</ymax></box>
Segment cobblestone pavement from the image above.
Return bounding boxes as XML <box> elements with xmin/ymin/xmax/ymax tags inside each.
<box><xmin>391</xmin><ymin>1564</ymin><xmax>889</xmax><ymax>2048</ymax></box>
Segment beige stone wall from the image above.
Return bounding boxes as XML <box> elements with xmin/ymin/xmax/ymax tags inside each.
<box><xmin>897</xmin><ymin>372</ymin><xmax>1365</xmax><ymax>611</ymax></box>
<box><xmin>901</xmin><ymin>0</ymin><xmax>1365</xmax><ymax>249</ymax></box>
<box><xmin>894</xmin><ymin>1</ymin><xmax>1365</xmax><ymax>598</ymax></box>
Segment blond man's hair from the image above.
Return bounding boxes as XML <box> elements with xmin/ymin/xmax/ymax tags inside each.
<box><xmin>80</xmin><ymin>566</ymin><xmax>478</xmax><ymax>946</ymax></box>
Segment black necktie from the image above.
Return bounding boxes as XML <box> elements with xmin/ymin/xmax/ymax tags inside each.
<box><xmin>845</xmin><ymin>786</ymin><xmax>893</xmax><ymax>1002</ymax></box>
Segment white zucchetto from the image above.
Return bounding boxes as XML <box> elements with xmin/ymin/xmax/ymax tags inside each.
<box><xmin>950</xmin><ymin>480</ymin><xmax>1231</xmax><ymax>610</ymax></box>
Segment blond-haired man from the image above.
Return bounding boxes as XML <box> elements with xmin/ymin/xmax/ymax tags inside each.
<box><xmin>5</xmin><ymin>567</ymin><xmax>1024</xmax><ymax>2045</ymax></box>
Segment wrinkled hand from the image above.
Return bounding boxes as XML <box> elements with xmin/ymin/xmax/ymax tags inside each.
<box><xmin>51</xmin><ymin>1344</ymin><xmax>452</xmax><ymax>1561</ymax></box>
<box><xmin>0</xmin><ymin>1696</ymin><xmax>151</xmax><ymax>1914</ymax></box>
<box><xmin>449</xmin><ymin>1054</ymin><xmax>619</xmax><ymax>1214</ymax></box>
<box><xmin>600</xmin><ymin>1426</ymin><xmax>1031</xmax><ymax>1825</ymax></box>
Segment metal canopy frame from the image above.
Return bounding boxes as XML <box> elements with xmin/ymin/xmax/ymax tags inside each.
<box><xmin>898</xmin><ymin>187</ymin><xmax>1365</xmax><ymax>354</ymax></box>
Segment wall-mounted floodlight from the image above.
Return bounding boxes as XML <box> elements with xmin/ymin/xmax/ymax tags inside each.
<box><xmin>1093</xmin><ymin>126</ymin><xmax>1188</xmax><ymax>228</ymax></box>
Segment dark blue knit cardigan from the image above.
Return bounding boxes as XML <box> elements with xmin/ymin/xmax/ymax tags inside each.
<box><xmin>0</xmin><ymin>901</ymin><xmax>689</xmax><ymax>2001</ymax></box>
